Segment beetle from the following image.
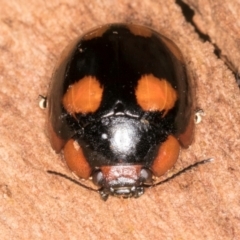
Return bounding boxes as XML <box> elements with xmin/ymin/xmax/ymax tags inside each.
<box><xmin>42</xmin><ymin>23</ymin><xmax>209</xmax><ymax>200</ymax></box>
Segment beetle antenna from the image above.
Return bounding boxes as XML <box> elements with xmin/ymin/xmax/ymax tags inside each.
<box><xmin>47</xmin><ymin>170</ymin><xmax>100</xmax><ymax>193</ymax></box>
<box><xmin>144</xmin><ymin>158</ymin><xmax>213</xmax><ymax>188</ymax></box>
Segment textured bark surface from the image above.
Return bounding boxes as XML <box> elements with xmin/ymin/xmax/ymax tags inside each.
<box><xmin>182</xmin><ymin>0</ymin><xmax>240</xmax><ymax>73</ymax></box>
<box><xmin>1</xmin><ymin>0</ymin><xmax>240</xmax><ymax>239</ymax></box>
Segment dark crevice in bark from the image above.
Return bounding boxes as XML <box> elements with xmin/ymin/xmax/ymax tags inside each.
<box><xmin>175</xmin><ymin>0</ymin><xmax>239</xmax><ymax>86</ymax></box>
<box><xmin>175</xmin><ymin>0</ymin><xmax>210</xmax><ymax>42</ymax></box>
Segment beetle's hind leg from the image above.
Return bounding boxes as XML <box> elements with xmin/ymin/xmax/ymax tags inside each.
<box><xmin>38</xmin><ymin>95</ymin><xmax>48</xmax><ymax>109</ymax></box>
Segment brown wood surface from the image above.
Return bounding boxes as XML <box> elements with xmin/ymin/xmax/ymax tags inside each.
<box><xmin>1</xmin><ymin>0</ymin><xmax>240</xmax><ymax>239</ymax></box>
<box><xmin>183</xmin><ymin>0</ymin><xmax>240</xmax><ymax>73</ymax></box>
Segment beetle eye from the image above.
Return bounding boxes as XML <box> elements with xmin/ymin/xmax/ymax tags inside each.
<box><xmin>92</xmin><ymin>170</ymin><xmax>104</xmax><ymax>186</ymax></box>
<box><xmin>139</xmin><ymin>168</ymin><xmax>152</xmax><ymax>183</ymax></box>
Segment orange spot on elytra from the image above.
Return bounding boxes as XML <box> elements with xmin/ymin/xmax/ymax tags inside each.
<box><xmin>47</xmin><ymin>121</ymin><xmax>66</xmax><ymax>153</ymax></box>
<box><xmin>179</xmin><ymin>117</ymin><xmax>194</xmax><ymax>148</ymax></box>
<box><xmin>128</xmin><ymin>24</ymin><xmax>152</xmax><ymax>37</ymax></box>
<box><xmin>62</xmin><ymin>76</ymin><xmax>103</xmax><ymax>114</ymax></box>
<box><xmin>135</xmin><ymin>74</ymin><xmax>177</xmax><ymax>113</ymax></box>
<box><xmin>82</xmin><ymin>25</ymin><xmax>110</xmax><ymax>41</ymax></box>
<box><xmin>63</xmin><ymin>139</ymin><xmax>92</xmax><ymax>179</ymax></box>
<box><xmin>151</xmin><ymin>135</ymin><xmax>180</xmax><ymax>177</ymax></box>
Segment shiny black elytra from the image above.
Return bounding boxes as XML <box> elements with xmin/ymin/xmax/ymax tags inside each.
<box><xmin>45</xmin><ymin>23</ymin><xmax>198</xmax><ymax>200</ymax></box>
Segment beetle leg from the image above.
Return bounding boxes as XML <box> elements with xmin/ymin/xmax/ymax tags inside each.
<box><xmin>38</xmin><ymin>95</ymin><xmax>47</xmax><ymax>109</ymax></box>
